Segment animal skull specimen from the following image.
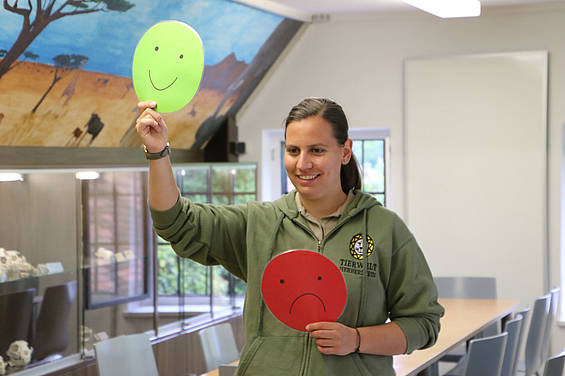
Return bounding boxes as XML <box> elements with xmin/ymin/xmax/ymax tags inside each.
<box><xmin>6</xmin><ymin>340</ymin><xmax>33</xmax><ymax>367</ymax></box>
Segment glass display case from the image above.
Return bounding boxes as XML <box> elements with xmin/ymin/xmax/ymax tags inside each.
<box><xmin>0</xmin><ymin>163</ymin><xmax>254</xmax><ymax>374</ymax></box>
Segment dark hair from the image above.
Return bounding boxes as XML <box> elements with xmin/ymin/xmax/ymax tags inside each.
<box><xmin>284</xmin><ymin>98</ymin><xmax>362</xmax><ymax>193</ymax></box>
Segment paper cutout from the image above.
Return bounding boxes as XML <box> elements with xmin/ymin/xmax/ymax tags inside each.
<box><xmin>261</xmin><ymin>250</ymin><xmax>347</xmax><ymax>332</ymax></box>
<box><xmin>132</xmin><ymin>21</ymin><xmax>204</xmax><ymax>113</ymax></box>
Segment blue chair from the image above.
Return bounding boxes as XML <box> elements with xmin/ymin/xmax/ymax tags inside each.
<box><xmin>94</xmin><ymin>333</ymin><xmax>159</xmax><ymax>376</ymax></box>
<box><xmin>542</xmin><ymin>349</ymin><xmax>565</xmax><ymax>376</ymax></box>
<box><xmin>512</xmin><ymin>307</ymin><xmax>531</xmax><ymax>376</ymax></box>
<box><xmin>198</xmin><ymin>322</ymin><xmax>239</xmax><ymax>373</ymax></box>
<box><xmin>434</xmin><ymin>276</ymin><xmax>497</xmax><ymax>299</ymax></box>
<box><xmin>501</xmin><ymin>315</ymin><xmax>523</xmax><ymax>376</ymax></box>
<box><xmin>446</xmin><ymin>332</ymin><xmax>508</xmax><ymax>376</ymax></box>
<box><xmin>539</xmin><ymin>288</ymin><xmax>560</xmax><ymax>368</ymax></box>
<box><xmin>517</xmin><ymin>294</ymin><xmax>551</xmax><ymax>376</ymax></box>
<box><xmin>434</xmin><ymin>276</ymin><xmax>498</xmax><ymax>364</ymax></box>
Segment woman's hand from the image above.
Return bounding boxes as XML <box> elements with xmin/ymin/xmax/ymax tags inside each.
<box><xmin>306</xmin><ymin>322</ymin><xmax>358</xmax><ymax>355</ymax></box>
<box><xmin>135</xmin><ymin>101</ymin><xmax>169</xmax><ymax>153</ymax></box>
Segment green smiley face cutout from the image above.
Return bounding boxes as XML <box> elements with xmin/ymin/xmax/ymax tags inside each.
<box><xmin>132</xmin><ymin>21</ymin><xmax>204</xmax><ymax>113</ymax></box>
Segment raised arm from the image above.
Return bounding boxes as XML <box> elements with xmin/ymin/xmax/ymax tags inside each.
<box><xmin>135</xmin><ymin>101</ymin><xmax>178</xmax><ymax>211</ymax></box>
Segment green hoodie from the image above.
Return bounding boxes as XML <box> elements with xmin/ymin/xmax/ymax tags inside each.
<box><xmin>151</xmin><ymin>191</ymin><xmax>444</xmax><ymax>376</ymax></box>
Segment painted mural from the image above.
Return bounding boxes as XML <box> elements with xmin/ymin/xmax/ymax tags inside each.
<box><xmin>0</xmin><ymin>0</ymin><xmax>301</xmax><ymax>149</ymax></box>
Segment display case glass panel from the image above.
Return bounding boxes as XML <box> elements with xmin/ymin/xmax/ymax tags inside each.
<box><xmin>82</xmin><ymin>171</ymin><xmax>150</xmax><ymax>309</ymax></box>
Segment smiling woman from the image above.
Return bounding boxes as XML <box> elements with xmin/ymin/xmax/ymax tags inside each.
<box><xmin>139</xmin><ymin>96</ymin><xmax>443</xmax><ymax>375</ymax></box>
<box><xmin>132</xmin><ymin>21</ymin><xmax>205</xmax><ymax>113</ymax></box>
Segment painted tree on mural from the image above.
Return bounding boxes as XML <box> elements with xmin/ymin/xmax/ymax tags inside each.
<box><xmin>32</xmin><ymin>53</ymin><xmax>88</xmax><ymax>113</ymax></box>
<box><xmin>0</xmin><ymin>0</ymin><xmax>134</xmax><ymax>80</ymax></box>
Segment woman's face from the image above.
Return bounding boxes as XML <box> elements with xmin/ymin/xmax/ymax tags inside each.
<box><xmin>284</xmin><ymin>116</ymin><xmax>351</xmax><ymax>202</ymax></box>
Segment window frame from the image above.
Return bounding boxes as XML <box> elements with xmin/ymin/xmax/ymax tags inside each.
<box><xmin>136</xmin><ymin>164</ymin><xmax>254</xmax><ymax>324</ymax></box>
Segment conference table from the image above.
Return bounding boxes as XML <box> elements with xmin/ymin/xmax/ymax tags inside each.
<box><xmin>203</xmin><ymin>298</ymin><xmax>519</xmax><ymax>376</ymax></box>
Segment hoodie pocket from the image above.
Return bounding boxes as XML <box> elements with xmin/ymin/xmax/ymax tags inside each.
<box><xmin>236</xmin><ymin>336</ymin><xmax>306</xmax><ymax>376</ymax></box>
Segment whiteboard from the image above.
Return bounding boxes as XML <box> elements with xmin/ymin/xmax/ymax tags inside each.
<box><xmin>404</xmin><ymin>51</ymin><xmax>548</xmax><ymax>306</ymax></box>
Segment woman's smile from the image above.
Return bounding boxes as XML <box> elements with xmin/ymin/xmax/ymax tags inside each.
<box><xmin>284</xmin><ymin>116</ymin><xmax>347</xmax><ymax>204</ymax></box>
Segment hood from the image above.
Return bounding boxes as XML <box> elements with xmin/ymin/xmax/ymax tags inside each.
<box><xmin>273</xmin><ymin>190</ymin><xmax>382</xmax><ymax>220</ymax></box>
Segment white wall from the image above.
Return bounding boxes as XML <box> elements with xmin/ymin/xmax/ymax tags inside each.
<box><xmin>404</xmin><ymin>51</ymin><xmax>548</xmax><ymax>312</ymax></box>
<box><xmin>236</xmin><ymin>3</ymin><xmax>565</xmax><ymax>354</ymax></box>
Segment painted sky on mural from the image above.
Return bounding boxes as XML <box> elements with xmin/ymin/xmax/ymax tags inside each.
<box><xmin>0</xmin><ymin>0</ymin><xmax>283</xmax><ymax>77</ymax></box>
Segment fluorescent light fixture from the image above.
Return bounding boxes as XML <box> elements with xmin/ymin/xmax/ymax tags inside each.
<box><xmin>403</xmin><ymin>0</ymin><xmax>481</xmax><ymax>18</ymax></box>
<box><xmin>75</xmin><ymin>171</ymin><xmax>100</xmax><ymax>180</ymax></box>
<box><xmin>0</xmin><ymin>173</ymin><xmax>23</xmax><ymax>182</ymax></box>
<box><xmin>231</xmin><ymin>0</ymin><xmax>312</xmax><ymax>22</ymax></box>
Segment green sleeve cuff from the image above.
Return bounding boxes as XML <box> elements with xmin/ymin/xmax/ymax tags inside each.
<box><xmin>393</xmin><ymin>317</ymin><xmax>436</xmax><ymax>354</ymax></box>
<box><xmin>149</xmin><ymin>194</ymin><xmax>183</xmax><ymax>230</ymax></box>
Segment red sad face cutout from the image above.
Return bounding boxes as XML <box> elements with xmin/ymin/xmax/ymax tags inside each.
<box><xmin>261</xmin><ymin>250</ymin><xmax>347</xmax><ymax>332</ymax></box>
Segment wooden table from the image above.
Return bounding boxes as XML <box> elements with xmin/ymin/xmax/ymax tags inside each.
<box><xmin>203</xmin><ymin>298</ymin><xmax>519</xmax><ymax>376</ymax></box>
<box><xmin>394</xmin><ymin>298</ymin><xmax>518</xmax><ymax>376</ymax></box>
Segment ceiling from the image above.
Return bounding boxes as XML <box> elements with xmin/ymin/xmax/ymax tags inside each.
<box><xmin>233</xmin><ymin>0</ymin><xmax>564</xmax><ymax>21</ymax></box>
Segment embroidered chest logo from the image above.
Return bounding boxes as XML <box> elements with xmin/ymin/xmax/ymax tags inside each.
<box><xmin>349</xmin><ymin>233</ymin><xmax>374</xmax><ymax>260</ymax></box>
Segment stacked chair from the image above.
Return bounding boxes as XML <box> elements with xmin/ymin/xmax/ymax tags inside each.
<box><xmin>94</xmin><ymin>333</ymin><xmax>159</xmax><ymax>376</ymax></box>
<box><xmin>516</xmin><ymin>287</ymin><xmax>560</xmax><ymax>376</ymax></box>
<box><xmin>436</xmin><ymin>276</ymin><xmax>561</xmax><ymax>376</ymax></box>
<box><xmin>434</xmin><ymin>276</ymin><xmax>498</xmax><ymax>367</ymax></box>
<box><xmin>198</xmin><ymin>322</ymin><xmax>240</xmax><ymax>375</ymax></box>
<box><xmin>541</xmin><ymin>349</ymin><xmax>565</xmax><ymax>376</ymax></box>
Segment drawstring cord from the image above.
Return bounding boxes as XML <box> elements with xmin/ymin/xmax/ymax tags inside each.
<box><xmin>257</xmin><ymin>212</ymin><xmax>285</xmax><ymax>336</ymax></box>
<box><xmin>356</xmin><ymin>208</ymin><xmax>369</xmax><ymax>328</ymax></box>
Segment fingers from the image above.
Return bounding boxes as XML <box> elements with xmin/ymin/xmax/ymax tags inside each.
<box><xmin>135</xmin><ymin>102</ymin><xmax>167</xmax><ymax>136</ymax></box>
<box><xmin>305</xmin><ymin>322</ymin><xmax>333</xmax><ymax>331</ymax></box>
<box><xmin>307</xmin><ymin>322</ymin><xmax>357</xmax><ymax>356</ymax></box>
<box><xmin>136</xmin><ymin>117</ymin><xmax>160</xmax><ymax>137</ymax></box>
<box><xmin>137</xmin><ymin>101</ymin><xmax>156</xmax><ymax>113</ymax></box>
<box><xmin>140</xmin><ymin>108</ymin><xmax>165</xmax><ymax>126</ymax></box>
<box><xmin>313</xmin><ymin>338</ymin><xmax>335</xmax><ymax>347</ymax></box>
<box><xmin>137</xmin><ymin>101</ymin><xmax>166</xmax><ymax>126</ymax></box>
<box><xmin>308</xmin><ymin>329</ymin><xmax>334</xmax><ymax>339</ymax></box>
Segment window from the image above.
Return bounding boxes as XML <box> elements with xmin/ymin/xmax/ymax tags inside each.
<box><xmin>155</xmin><ymin>164</ymin><xmax>254</xmax><ymax>318</ymax></box>
<box><xmin>352</xmin><ymin>139</ymin><xmax>387</xmax><ymax>205</ymax></box>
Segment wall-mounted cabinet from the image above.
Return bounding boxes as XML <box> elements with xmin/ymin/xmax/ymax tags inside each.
<box><xmin>0</xmin><ymin>163</ymin><xmax>254</xmax><ymax>375</ymax></box>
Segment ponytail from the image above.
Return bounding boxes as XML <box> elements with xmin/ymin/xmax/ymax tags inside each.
<box><xmin>341</xmin><ymin>154</ymin><xmax>362</xmax><ymax>193</ymax></box>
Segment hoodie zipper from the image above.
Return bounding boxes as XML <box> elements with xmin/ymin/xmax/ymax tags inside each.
<box><xmin>288</xmin><ymin>212</ymin><xmax>364</xmax><ymax>376</ymax></box>
<box><xmin>301</xmin><ymin>334</ymin><xmax>313</xmax><ymax>376</ymax></box>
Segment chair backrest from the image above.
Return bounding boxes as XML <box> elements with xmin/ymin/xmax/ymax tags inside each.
<box><xmin>525</xmin><ymin>294</ymin><xmax>551</xmax><ymax>376</ymax></box>
<box><xmin>540</xmin><ymin>288</ymin><xmax>560</xmax><ymax>368</ymax></box>
<box><xmin>512</xmin><ymin>307</ymin><xmax>531</xmax><ymax>376</ymax></box>
<box><xmin>501</xmin><ymin>314</ymin><xmax>523</xmax><ymax>376</ymax></box>
<box><xmin>463</xmin><ymin>332</ymin><xmax>508</xmax><ymax>376</ymax></box>
<box><xmin>542</xmin><ymin>349</ymin><xmax>565</xmax><ymax>376</ymax></box>
<box><xmin>94</xmin><ymin>333</ymin><xmax>158</xmax><ymax>376</ymax></box>
<box><xmin>198</xmin><ymin>323</ymin><xmax>240</xmax><ymax>372</ymax></box>
<box><xmin>434</xmin><ymin>276</ymin><xmax>497</xmax><ymax>299</ymax></box>
<box><xmin>32</xmin><ymin>280</ymin><xmax>78</xmax><ymax>360</ymax></box>
<box><xmin>0</xmin><ymin>288</ymin><xmax>35</xmax><ymax>356</ymax></box>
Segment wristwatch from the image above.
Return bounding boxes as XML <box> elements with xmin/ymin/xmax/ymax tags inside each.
<box><xmin>144</xmin><ymin>142</ymin><xmax>170</xmax><ymax>160</ymax></box>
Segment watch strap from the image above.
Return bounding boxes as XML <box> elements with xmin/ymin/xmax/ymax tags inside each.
<box><xmin>144</xmin><ymin>142</ymin><xmax>170</xmax><ymax>160</ymax></box>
